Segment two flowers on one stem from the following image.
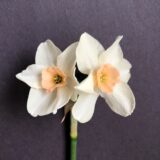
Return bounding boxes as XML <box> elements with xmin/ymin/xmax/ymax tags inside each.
<box><xmin>16</xmin><ymin>32</ymin><xmax>135</xmax><ymax>123</ymax></box>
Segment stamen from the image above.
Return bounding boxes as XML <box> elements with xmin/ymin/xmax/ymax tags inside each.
<box><xmin>54</xmin><ymin>75</ymin><xmax>63</xmax><ymax>84</ymax></box>
<box><xmin>100</xmin><ymin>74</ymin><xmax>106</xmax><ymax>82</ymax></box>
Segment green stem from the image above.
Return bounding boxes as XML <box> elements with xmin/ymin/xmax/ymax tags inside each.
<box><xmin>70</xmin><ymin>114</ymin><xmax>78</xmax><ymax>160</ymax></box>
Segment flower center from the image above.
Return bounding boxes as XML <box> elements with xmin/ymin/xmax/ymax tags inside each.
<box><xmin>41</xmin><ymin>67</ymin><xmax>67</xmax><ymax>92</ymax></box>
<box><xmin>54</xmin><ymin>75</ymin><xmax>63</xmax><ymax>84</ymax></box>
<box><xmin>96</xmin><ymin>64</ymin><xmax>120</xmax><ymax>93</ymax></box>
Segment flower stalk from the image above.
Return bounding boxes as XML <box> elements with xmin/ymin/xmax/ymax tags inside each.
<box><xmin>70</xmin><ymin>114</ymin><xmax>78</xmax><ymax>160</ymax></box>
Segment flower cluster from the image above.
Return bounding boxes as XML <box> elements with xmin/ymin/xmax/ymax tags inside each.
<box><xmin>16</xmin><ymin>33</ymin><xmax>135</xmax><ymax>123</ymax></box>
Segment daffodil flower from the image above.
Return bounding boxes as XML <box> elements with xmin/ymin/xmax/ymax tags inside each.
<box><xmin>16</xmin><ymin>40</ymin><xmax>78</xmax><ymax>116</ymax></box>
<box><xmin>72</xmin><ymin>33</ymin><xmax>135</xmax><ymax>123</ymax></box>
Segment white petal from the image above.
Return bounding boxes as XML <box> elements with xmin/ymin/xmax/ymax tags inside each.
<box><xmin>35</xmin><ymin>40</ymin><xmax>61</xmax><ymax>66</ymax></box>
<box><xmin>57</xmin><ymin>42</ymin><xmax>79</xmax><ymax>102</ymax></box>
<box><xmin>102</xmin><ymin>82</ymin><xmax>135</xmax><ymax>117</ymax></box>
<box><xmin>16</xmin><ymin>64</ymin><xmax>45</xmax><ymax>89</ymax></box>
<box><xmin>52</xmin><ymin>86</ymin><xmax>73</xmax><ymax>114</ymax></box>
<box><xmin>98</xmin><ymin>36</ymin><xmax>132</xmax><ymax>83</ymax></box>
<box><xmin>66</xmin><ymin>71</ymin><xmax>79</xmax><ymax>102</ymax></box>
<box><xmin>76</xmin><ymin>32</ymin><xmax>105</xmax><ymax>74</ymax></box>
<box><xmin>70</xmin><ymin>75</ymin><xmax>79</xmax><ymax>102</ymax></box>
<box><xmin>120</xmin><ymin>72</ymin><xmax>131</xmax><ymax>83</ymax></box>
<box><xmin>114</xmin><ymin>58</ymin><xmax>132</xmax><ymax>83</ymax></box>
<box><xmin>72</xmin><ymin>92</ymin><xmax>98</xmax><ymax>123</ymax></box>
<box><xmin>75</xmin><ymin>72</ymin><xmax>96</xmax><ymax>94</ymax></box>
<box><xmin>27</xmin><ymin>86</ymin><xmax>73</xmax><ymax>117</ymax></box>
<box><xmin>99</xmin><ymin>36</ymin><xmax>123</xmax><ymax>66</ymax></box>
<box><xmin>116</xmin><ymin>58</ymin><xmax>132</xmax><ymax>71</ymax></box>
<box><xmin>57</xmin><ymin>42</ymin><xmax>78</xmax><ymax>76</ymax></box>
<box><xmin>27</xmin><ymin>88</ymin><xmax>56</xmax><ymax>116</ymax></box>
<box><xmin>69</xmin><ymin>78</ymin><xmax>79</xmax><ymax>102</ymax></box>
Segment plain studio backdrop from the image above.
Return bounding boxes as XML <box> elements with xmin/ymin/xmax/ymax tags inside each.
<box><xmin>0</xmin><ymin>0</ymin><xmax>160</xmax><ymax>160</ymax></box>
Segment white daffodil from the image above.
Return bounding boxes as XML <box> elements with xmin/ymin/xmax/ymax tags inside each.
<box><xmin>16</xmin><ymin>40</ymin><xmax>78</xmax><ymax>116</ymax></box>
<box><xmin>72</xmin><ymin>33</ymin><xmax>135</xmax><ymax>123</ymax></box>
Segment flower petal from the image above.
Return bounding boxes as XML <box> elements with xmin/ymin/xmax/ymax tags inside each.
<box><xmin>72</xmin><ymin>92</ymin><xmax>98</xmax><ymax>123</ymax></box>
<box><xmin>75</xmin><ymin>72</ymin><xmax>96</xmax><ymax>94</ymax></box>
<box><xmin>102</xmin><ymin>82</ymin><xmax>135</xmax><ymax>117</ymax></box>
<box><xmin>57</xmin><ymin>42</ymin><xmax>79</xmax><ymax>102</ymax></box>
<box><xmin>116</xmin><ymin>58</ymin><xmax>132</xmax><ymax>71</ymax></box>
<box><xmin>76</xmin><ymin>32</ymin><xmax>105</xmax><ymax>74</ymax></box>
<box><xmin>120</xmin><ymin>72</ymin><xmax>131</xmax><ymax>83</ymax></box>
<box><xmin>99</xmin><ymin>36</ymin><xmax>132</xmax><ymax>83</ymax></box>
<box><xmin>114</xmin><ymin>58</ymin><xmax>132</xmax><ymax>83</ymax></box>
<box><xmin>52</xmin><ymin>86</ymin><xmax>73</xmax><ymax>114</ymax></box>
<box><xmin>27</xmin><ymin>88</ymin><xmax>56</xmax><ymax>116</ymax></box>
<box><xmin>35</xmin><ymin>40</ymin><xmax>61</xmax><ymax>66</ymax></box>
<box><xmin>16</xmin><ymin>64</ymin><xmax>45</xmax><ymax>89</ymax></box>
<box><xmin>68</xmin><ymin>76</ymin><xmax>79</xmax><ymax>102</ymax></box>
<box><xmin>57</xmin><ymin>42</ymin><xmax>78</xmax><ymax>76</ymax></box>
<box><xmin>99</xmin><ymin>36</ymin><xmax>123</xmax><ymax>66</ymax></box>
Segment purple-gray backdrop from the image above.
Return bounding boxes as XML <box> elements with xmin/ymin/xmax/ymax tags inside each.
<box><xmin>0</xmin><ymin>0</ymin><xmax>160</xmax><ymax>160</ymax></box>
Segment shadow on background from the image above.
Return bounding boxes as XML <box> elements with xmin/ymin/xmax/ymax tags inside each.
<box><xmin>0</xmin><ymin>49</ymin><xmax>34</xmax><ymax>115</ymax></box>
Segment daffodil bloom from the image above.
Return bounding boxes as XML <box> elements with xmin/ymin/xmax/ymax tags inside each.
<box><xmin>16</xmin><ymin>40</ymin><xmax>78</xmax><ymax>116</ymax></box>
<box><xmin>72</xmin><ymin>33</ymin><xmax>135</xmax><ymax>123</ymax></box>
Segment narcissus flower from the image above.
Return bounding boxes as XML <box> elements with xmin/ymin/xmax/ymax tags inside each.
<box><xmin>16</xmin><ymin>40</ymin><xmax>78</xmax><ymax>116</ymax></box>
<box><xmin>72</xmin><ymin>33</ymin><xmax>135</xmax><ymax>123</ymax></box>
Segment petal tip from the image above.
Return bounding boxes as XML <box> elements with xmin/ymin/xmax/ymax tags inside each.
<box><xmin>123</xmin><ymin>94</ymin><xmax>136</xmax><ymax>117</ymax></box>
<box><xmin>15</xmin><ymin>73</ymin><xmax>20</xmax><ymax>79</ymax></box>
<box><xmin>53</xmin><ymin>109</ymin><xmax>57</xmax><ymax>114</ymax></box>
<box><xmin>72</xmin><ymin>111</ymin><xmax>88</xmax><ymax>123</ymax></box>
<box><xmin>80</xmin><ymin>32</ymin><xmax>91</xmax><ymax>40</ymax></box>
<box><xmin>27</xmin><ymin>109</ymin><xmax>38</xmax><ymax>117</ymax></box>
<box><xmin>116</xmin><ymin>35</ymin><xmax>123</xmax><ymax>44</ymax></box>
<box><xmin>38</xmin><ymin>40</ymin><xmax>53</xmax><ymax>51</ymax></box>
<box><xmin>15</xmin><ymin>73</ymin><xmax>25</xmax><ymax>82</ymax></box>
<box><xmin>45</xmin><ymin>39</ymin><xmax>52</xmax><ymax>42</ymax></box>
<box><xmin>27</xmin><ymin>104</ymin><xmax>36</xmax><ymax>117</ymax></box>
<box><xmin>81</xmin><ymin>32</ymin><xmax>89</xmax><ymax>36</ymax></box>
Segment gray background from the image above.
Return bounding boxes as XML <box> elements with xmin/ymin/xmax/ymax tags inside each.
<box><xmin>0</xmin><ymin>0</ymin><xmax>160</xmax><ymax>160</ymax></box>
